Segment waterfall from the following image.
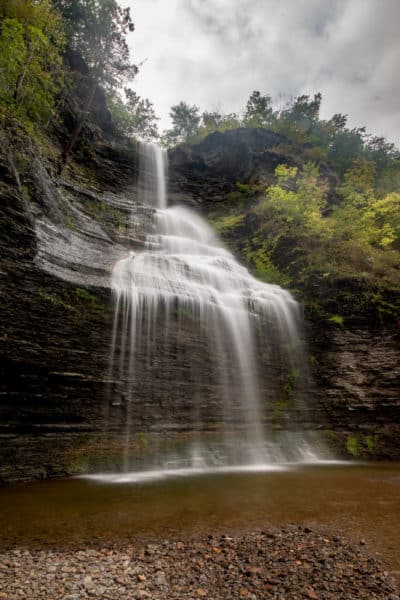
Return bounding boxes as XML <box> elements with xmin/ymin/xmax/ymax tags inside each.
<box><xmin>136</xmin><ymin>143</ymin><xmax>168</xmax><ymax>209</ymax></box>
<box><xmin>107</xmin><ymin>142</ymin><xmax>321</xmax><ymax>479</ymax></box>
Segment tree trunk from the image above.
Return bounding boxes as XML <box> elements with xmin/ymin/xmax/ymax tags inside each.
<box><xmin>60</xmin><ymin>79</ymin><xmax>98</xmax><ymax>171</ymax></box>
<box><xmin>13</xmin><ymin>47</ymin><xmax>34</xmax><ymax>105</ymax></box>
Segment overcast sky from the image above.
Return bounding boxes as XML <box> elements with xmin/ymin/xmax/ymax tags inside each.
<box><xmin>124</xmin><ymin>0</ymin><xmax>400</xmax><ymax>143</ymax></box>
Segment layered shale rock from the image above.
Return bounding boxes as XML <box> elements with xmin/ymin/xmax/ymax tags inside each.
<box><xmin>0</xmin><ymin>125</ymin><xmax>399</xmax><ymax>482</ymax></box>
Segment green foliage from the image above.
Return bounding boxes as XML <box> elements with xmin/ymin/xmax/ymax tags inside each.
<box><xmin>243</xmin><ymin>91</ymin><xmax>274</xmax><ymax>128</ymax></box>
<box><xmin>38</xmin><ymin>289</ymin><xmax>74</xmax><ymax>311</ymax></box>
<box><xmin>108</xmin><ymin>88</ymin><xmax>159</xmax><ymax>140</ymax></box>
<box><xmin>212</xmin><ymin>213</ymin><xmax>245</xmax><ymax>234</ymax></box>
<box><xmin>338</xmin><ymin>160</ymin><xmax>376</xmax><ymax>207</ymax></box>
<box><xmin>283</xmin><ymin>367</ymin><xmax>300</xmax><ymax>399</ymax></box>
<box><xmin>346</xmin><ymin>435</ymin><xmax>360</xmax><ymax>458</ymax></box>
<box><xmin>333</xmin><ymin>162</ymin><xmax>400</xmax><ymax>252</ymax></box>
<box><xmin>200</xmin><ymin>110</ymin><xmax>241</xmax><ymax>135</ymax></box>
<box><xmin>257</xmin><ymin>162</ymin><xmax>328</xmax><ymax>233</ymax></box>
<box><xmin>209</xmin><ymin>158</ymin><xmax>400</xmax><ymax>323</ymax></box>
<box><xmin>328</xmin><ymin>315</ymin><xmax>344</xmax><ymax>327</ymax></box>
<box><xmin>364</xmin><ymin>434</ymin><xmax>379</xmax><ymax>454</ymax></box>
<box><xmin>0</xmin><ymin>1</ymin><xmax>65</xmax><ymax>127</ymax></box>
<box><xmin>38</xmin><ymin>287</ymin><xmax>111</xmax><ymax>321</ymax></box>
<box><xmin>57</xmin><ymin>0</ymin><xmax>136</xmax><ymax>91</ymax></box>
<box><xmin>162</xmin><ymin>101</ymin><xmax>200</xmax><ymax>146</ymax></box>
<box><xmin>136</xmin><ymin>432</ymin><xmax>149</xmax><ymax>449</ymax></box>
<box><xmin>244</xmin><ymin>246</ymin><xmax>291</xmax><ymax>287</ymax></box>
<box><xmin>276</xmin><ymin>93</ymin><xmax>322</xmax><ymax>145</ymax></box>
<box><xmin>165</xmin><ymin>91</ymin><xmax>400</xmax><ymax>182</ymax></box>
<box><xmin>345</xmin><ymin>434</ymin><xmax>379</xmax><ymax>457</ymax></box>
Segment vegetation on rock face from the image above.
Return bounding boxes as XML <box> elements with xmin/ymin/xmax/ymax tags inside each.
<box><xmin>164</xmin><ymin>90</ymin><xmax>400</xmax><ymax>185</ymax></box>
<box><xmin>165</xmin><ymin>93</ymin><xmax>400</xmax><ymax>324</ymax></box>
<box><xmin>0</xmin><ymin>0</ymin><xmax>159</xmax><ymax>158</ymax></box>
<box><xmin>0</xmin><ymin>0</ymin><xmax>65</xmax><ymax>129</ymax></box>
<box><xmin>209</xmin><ymin>158</ymin><xmax>400</xmax><ymax>323</ymax></box>
<box><xmin>107</xmin><ymin>88</ymin><xmax>159</xmax><ymax>141</ymax></box>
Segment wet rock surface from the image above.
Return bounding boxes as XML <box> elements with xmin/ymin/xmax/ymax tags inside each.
<box><xmin>1</xmin><ymin>123</ymin><xmax>400</xmax><ymax>482</ymax></box>
<box><xmin>0</xmin><ymin>528</ymin><xmax>398</xmax><ymax>599</ymax></box>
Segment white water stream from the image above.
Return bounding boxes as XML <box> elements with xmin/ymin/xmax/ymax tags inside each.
<box><xmin>106</xmin><ymin>142</ymin><xmax>322</xmax><ymax>480</ymax></box>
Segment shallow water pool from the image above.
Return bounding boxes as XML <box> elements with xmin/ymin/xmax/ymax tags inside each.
<box><xmin>1</xmin><ymin>462</ymin><xmax>399</xmax><ymax>575</ymax></box>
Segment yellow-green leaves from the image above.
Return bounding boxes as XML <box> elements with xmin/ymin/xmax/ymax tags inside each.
<box><xmin>258</xmin><ymin>162</ymin><xmax>327</xmax><ymax>233</ymax></box>
<box><xmin>275</xmin><ymin>164</ymin><xmax>298</xmax><ymax>186</ymax></box>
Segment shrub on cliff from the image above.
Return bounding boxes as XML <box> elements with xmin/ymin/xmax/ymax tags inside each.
<box><xmin>0</xmin><ymin>0</ymin><xmax>65</xmax><ymax>129</ymax></box>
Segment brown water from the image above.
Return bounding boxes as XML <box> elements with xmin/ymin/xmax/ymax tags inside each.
<box><xmin>1</xmin><ymin>463</ymin><xmax>400</xmax><ymax>574</ymax></box>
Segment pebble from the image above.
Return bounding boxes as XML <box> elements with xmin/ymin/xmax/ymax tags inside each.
<box><xmin>0</xmin><ymin>527</ymin><xmax>398</xmax><ymax>599</ymax></box>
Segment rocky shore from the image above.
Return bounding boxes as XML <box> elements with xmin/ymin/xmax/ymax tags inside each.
<box><xmin>0</xmin><ymin>527</ymin><xmax>398</xmax><ymax>599</ymax></box>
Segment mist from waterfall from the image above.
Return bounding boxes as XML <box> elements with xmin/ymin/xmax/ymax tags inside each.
<box><xmin>108</xmin><ymin>142</ymin><xmax>322</xmax><ymax>478</ymax></box>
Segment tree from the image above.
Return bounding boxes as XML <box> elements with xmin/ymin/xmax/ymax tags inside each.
<box><xmin>335</xmin><ymin>161</ymin><xmax>400</xmax><ymax>250</ymax></box>
<box><xmin>338</xmin><ymin>160</ymin><xmax>376</xmax><ymax>208</ymax></box>
<box><xmin>0</xmin><ymin>0</ymin><xmax>65</xmax><ymax>127</ymax></box>
<box><xmin>57</xmin><ymin>0</ymin><xmax>137</xmax><ymax>165</ymax></box>
<box><xmin>202</xmin><ymin>110</ymin><xmax>225</xmax><ymax>131</ymax></box>
<box><xmin>262</xmin><ymin>162</ymin><xmax>327</xmax><ymax>231</ymax></box>
<box><xmin>327</xmin><ymin>125</ymin><xmax>366</xmax><ymax>174</ymax></box>
<box><xmin>163</xmin><ymin>101</ymin><xmax>200</xmax><ymax>146</ymax></box>
<box><xmin>365</xmin><ymin>193</ymin><xmax>400</xmax><ymax>249</ymax></box>
<box><xmin>109</xmin><ymin>88</ymin><xmax>159</xmax><ymax>141</ymax></box>
<box><xmin>200</xmin><ymin>110</ymin><xmax>241</xmax><ymax>135</ymax></box>
<box><xmin>57</xmin><ymin>0</ymin><xmax>135</xmax><ymax>91</ymax></box>
<box><xmin>277</xmin><ymin>93</ymin><xmax>322</xmax><ymax>143</ymax></box>
<box><xmin>243</xmin><ymin>91</ymin><xmax>274</xmax><ymax>128</ymax></box>
<box><xmin>364</xmin><ymin>135</ymin><xmax>400</xmax><ymax>171</ymax></box>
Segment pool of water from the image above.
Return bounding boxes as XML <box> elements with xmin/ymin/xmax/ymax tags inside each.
<box><xmin>1</xmin><ymin>463</ymin><xmax>400</xmax><ymax>574</ymax></box>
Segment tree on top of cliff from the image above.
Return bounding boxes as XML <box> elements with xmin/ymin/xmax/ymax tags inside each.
<box><xmin>108</xmin><ymin>87</ymin><xmax>159</xmax><ymax>141</ymax></box>
<box><xmin>56</xmin><ymin>0</ymin><xmax>137</xmax><ymax>166</ymax></box>
<box><xmin>56</xmin><ymin>0</ymin><xmax>136</xmax><ymax>91</ymax></box>
<box><xmin>165</xmin><ymin>91</ymin><xmax>400</xmax><ymax>184</ymax></box>
<box><xmin>243</xmin><ymin>91</ymin><xmax>275</xmax><ymax>128</ymax></box>
<box><xmin>162</xmin><ymin>102</ymin><xmax>201</xmax><ymax>146</ymax></box>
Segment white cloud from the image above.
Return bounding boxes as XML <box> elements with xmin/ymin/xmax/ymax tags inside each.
<box><xmin>124</xmin><ymin>0</ymin><xmax>400</xmax><ymax>143</ymax></box>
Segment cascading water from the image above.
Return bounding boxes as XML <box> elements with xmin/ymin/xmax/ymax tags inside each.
<box><xmin>107</xmin><ymin>142</ymin><xmax>322</xmax><ymax>480</ymax></box>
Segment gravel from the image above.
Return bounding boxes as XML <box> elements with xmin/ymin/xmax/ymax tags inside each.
<box><xmin>0</xmin><ymin>526</ymin><xmax>398</xmax><ymax>599</ymax></box>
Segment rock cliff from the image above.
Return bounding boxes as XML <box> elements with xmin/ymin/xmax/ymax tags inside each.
<box><xmin>0</xmin><ymin>125</ymin><xmax>399</xmax><ymax>482</ymax></box>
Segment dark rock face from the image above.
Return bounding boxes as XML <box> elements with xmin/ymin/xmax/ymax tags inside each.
<box><xmin>168</xmin><ymin>128</ymin><xmax>339</xmax><ymax>206</ymax></box>
<box><xmin>0</xmin><ymin>126</ymin><xmax>399</xmax><ymax>482</ymax></box>
<box><xmin>310</xmin><ymin>325</ymin><xmax>400</xmax><ymax>457</ymax></box>
<box><xmin>0</xmin><ymin>130</ymin><xmax>118</xmax><ymax>481</ymax></box>
<box><xmin>168</xmin><ymin>128</ymin><xmax>295</xmax><ymax>205</ymax></box>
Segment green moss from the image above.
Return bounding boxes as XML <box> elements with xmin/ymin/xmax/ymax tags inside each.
<box><xmin>364</xmin><ymin>434</ymin><xmax>379</xmax><ymax>454</ymax></box>
<box><xmin>225</xmin><ymin>191</ymin><xmax>246</xmax><ymax>203</ymax></box>
<box><xmin>328</xmin><ymin>315</ymin><xmax>344</xmax><ymax>327</ymax></box>
<box><xmin>212</xmin><ymin>213</ymin><xmax>245</xmax><ymax>234</ymax></box>
<box><xmin>137</xmin><ymin>432</ymin><xmax>149</xmax><ymax>449</ymax></box>
<box><xmin>272</xmin><ymin>398</ymin><xmax>288</xmax><ymax>421</ymax></box>
<box><xmin>38</xmin><ymin>287</ymin><xmax>111</xmax><ymax>321</ymax></box>
<box><xmin>346</xmin><ymin>435</ymin><xmax>360</xmax><ymax>458</ymax></box>
<box><xmin>38</xmin><ymin>289</ymin><xmax>75</xmax><ymax>312</ymax></box>
<box><xmin>78</xmin><ymin>198</ymin><xmax>127</xmax><ymax>230</ymax></box>
<box><xmin>73</xmin><ymin>288</ymin><xmax>112</xmax><ymax>321</ymax></box>
<box><xmin>21</xmin><ymin>184</ymin><xmax>31</xmax><ymax>199</ymax></box>
<box><xmin>283</xmin><ymin>367</ymin><xmax>300</xmax><ymax>399</ymax></box>
<box><xmin>64</xmin><ymin>216</ymin><xmax>77</xmax><ymax>231</ymax></box>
